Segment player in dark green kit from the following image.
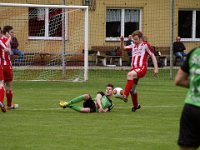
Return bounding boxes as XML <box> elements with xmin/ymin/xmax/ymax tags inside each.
<box><xmin>59</xmin><ymin>84</ymin><xmax>114</xmax><ymax>113</ymax></box>
<box><xmin>175</xmin><ymin>47</ymin><xmax>200</xmax><ymax>150</ymax></box>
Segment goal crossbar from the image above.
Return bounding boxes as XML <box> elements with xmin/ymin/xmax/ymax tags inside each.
<box><xmin>0</xmin><ymin>3</ymin><xmax>88</xmax><ymax>9</ymax></box>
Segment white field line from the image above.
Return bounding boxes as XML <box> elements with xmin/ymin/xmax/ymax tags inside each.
<box><xmin>14</xmin><ymin>105</ymin><xmax>182</xmax><ymax>111</ymax></box>
<box><xmin>13</xmin><ymin>66</ymin><xmax>180</xmax><ymax>70</ymax></box>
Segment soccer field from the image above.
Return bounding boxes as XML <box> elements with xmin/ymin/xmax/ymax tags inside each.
<box><xmin>0</xmin><ymin>70</ymin><xmax>187</xmax><ymax>150</ymax></box>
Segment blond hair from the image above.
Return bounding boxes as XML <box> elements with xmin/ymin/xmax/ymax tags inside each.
<box><xmin>132</xmin><ymin>30</ymin><xmax>143</xmax><ymax>39</ymax></box>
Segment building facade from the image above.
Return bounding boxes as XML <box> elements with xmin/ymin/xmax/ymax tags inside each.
<box><xmin>0</xmin><ymin>0</ymin><xmax>199</xmax><ymax>56</ymax></box>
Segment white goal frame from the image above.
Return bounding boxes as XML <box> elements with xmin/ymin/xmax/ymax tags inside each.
<box><xmin>0</xmin><ymin>3</ymin><xmax>89</xmax><ymax>81</ymax></box>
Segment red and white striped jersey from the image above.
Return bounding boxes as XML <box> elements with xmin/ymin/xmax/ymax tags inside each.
<box><xmin>0</xmin><ymin>36</ymin><xmax>11</xmax><ymax>66</ymax></box>
<box><xmin>125</xmin><ymin>42</ymin><xmax>153</xmax><ymax>69</ymax></box>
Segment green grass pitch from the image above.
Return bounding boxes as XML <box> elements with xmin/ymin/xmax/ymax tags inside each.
<box><xmin>0</xmin><ymin>69</ymin><xmax>188</xmax><ymax>150</ymax></box>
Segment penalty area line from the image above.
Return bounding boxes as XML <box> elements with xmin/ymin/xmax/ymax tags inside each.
<box><xmin>16</xmin><ymin>108</ymin><xmax>61</xmax><ymax>111</ymax></box>
<box><xmin>141</xmin><ymin>105</ymin><xmax>182</xmax><ymax>108</ymax></box>
<box><xmin>117</xmin><ymin>105</ymin><xmax>182</xmax><ymax>108</ymax></box>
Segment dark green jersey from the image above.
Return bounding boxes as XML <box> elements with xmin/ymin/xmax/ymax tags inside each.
<box><xmin>101</xmin><ymin>95</ymin><xmax>112</xmax><ymax>109</ymax></box>
<box><xmin>181</xmin><ymin>48</ymin><xmax>200</xmax><ymax>107</ymax></box>
<box><xmin>96</xmin><ymin>91</ymin><xmax>113</xmax><ymax>110</ymax></box>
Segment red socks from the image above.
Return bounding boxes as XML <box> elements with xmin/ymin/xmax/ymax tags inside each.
<box><xmin>124</xmin><ymin>80</ymin><xmax>134</xmax><ymax>97</ymax></box>
<box><xmin>131</xmin><ymin>92</ymin><xmax>138</xmax><ymax>109</ymax></box>
<box><xmin>0</xmin><ymin>86</ymin><xmax>4</xmax><ymax>103</ymax></box>
<box><xmin>6</xmin><ymin>90</ymin><xmax>13</xmax><ymax>107</ymax></box>
<box><xmin>124</xmin><ymin>80</ymin><xmax>139</xmax><ymax>108</ymax></box>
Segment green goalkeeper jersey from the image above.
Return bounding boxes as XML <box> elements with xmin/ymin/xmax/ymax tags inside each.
<box><xmin>181</xmin><ymin>48</ymin><xmax>200</xmax><ymax>107</ymax></box>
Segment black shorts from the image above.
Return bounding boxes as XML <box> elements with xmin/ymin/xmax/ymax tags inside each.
<box><xmin>83</xmin><ymin>99</ymin><xmax>96</xmax><ymax>113</ymax></box>
<box><xmin>178</xmin><ymin>104</ymin><xmax>200</xmax><ymax>148</ymax></box>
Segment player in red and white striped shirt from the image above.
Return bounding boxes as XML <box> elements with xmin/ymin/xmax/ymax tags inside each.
<box><xmin>1</xmin><ymin>25</ymin><xmax>18</xmax><ymax>110</ymax></box>
<box><xmin>120</xmin><ymin>30</ymin><xmax>158</xmax><ymax>112</ymax></box>
<box><xmin>0</xmin><ymin>28</ymin><xmax>8</xmax><ymax>112</ymax></box>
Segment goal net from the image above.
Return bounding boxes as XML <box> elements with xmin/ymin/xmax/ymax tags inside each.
<box><xmin>0</xmin><ymin>3</ymin><xmax>88</xmax><ymax>81</ymax></box>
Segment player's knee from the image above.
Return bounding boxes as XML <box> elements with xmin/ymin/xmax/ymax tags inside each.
<box><xmin>127</xmin><ymin>72</ymin><xmax>133</xmax><ymax>79</ymax></box>
<box><xmin>127</xmin><ymin>71</ymin><xmax>136</xmax><ymax>79</ymax></box>
<box><xmin>5</xmin><ymin>81</ymin><xmax>12</xmax><ymax>88</ymax></box>
<box><xmin>0</xmin><ymin>80</ymin><xmax>4</xmax><ymax>87</ymax></box>
<box><xmin>83</xmin><ymin>94</ymin><xmax>91</xmax><ymax>100</ymax></box>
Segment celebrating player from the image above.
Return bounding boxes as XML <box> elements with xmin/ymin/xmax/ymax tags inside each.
<box><xmin>0</xmin><ymin>27</ymin><xmax>10</xmax><ymax>112</ymax></box>
<box><xmin>59</xmin><ymin>83</ymin><xmax>114</xmax><ymax>113</ymax></box>
<box><xmin>120</xmin><ymin>30</ymin><xmax>158</xmax><ymax>112</ymax></box>
<box><xmin>1</xmin><ymin>25</ymin><xmax>18</xmax><ymax>110</ymax></box>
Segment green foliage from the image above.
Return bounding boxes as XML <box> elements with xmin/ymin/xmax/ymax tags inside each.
<box><xmin>0</xmin><ymin>70</ymin><xmax>187</xmax><ymax>150</ymax></box>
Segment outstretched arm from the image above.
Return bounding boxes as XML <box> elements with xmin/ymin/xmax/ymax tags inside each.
<box><xmin>120</xmin><ymin>36</ymin><xmax>125</xmax><ymax>50</ymax></box>
<box><xmin>150</xmin><ymin>53</ymin><xmax>158</xmax><ymax>76</ymax></box>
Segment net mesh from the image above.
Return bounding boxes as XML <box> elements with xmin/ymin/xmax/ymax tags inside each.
<box><xmin>0</xmin><ymin>4</ymin><xmax>87</xmax><ymax>81</ymax></box>
<box><xmin>0</xmin><ymin>0</ymin><xmax>200</xmax><ymax>82</ymax></box>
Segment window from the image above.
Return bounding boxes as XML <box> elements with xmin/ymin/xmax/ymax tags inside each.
<box><xmin>106</xmin><ymin>8</ymin><xmax>141</xmax><ymax>41</ymax></box>
<box><xmin>178</xmin><ymin>10</ymin><xmax>200</xmax><ymax>40</ymax></box>
<box><xmin>196</xmin><ymin>11</ymin><xmax>200</xmax><ymax>38</ymax></box>
<box><xmin>124</xmin><ymin>9</ymin><xmax>140</xmax><ymax>37</ymax></box>
<box><xmin>29</xmin><ymin>8</ymin><xmax>65</xmax><ymax>40</ymax></box>
<box><xmin>83</xmin><ymin>0</ymin><xmax>92</xmax><ymax>6</ymax></box>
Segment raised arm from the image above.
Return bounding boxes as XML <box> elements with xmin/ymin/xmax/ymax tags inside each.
<box><xmin>120</xmin><ymin>36</ymin><xmax>125</xmax><ymax>50</ymax></box>
<box><xmin>0</xmin><ymin>40</ymin><xmax>9</xmax><ymax>53</ymax></box>
<box><xmin>5</xmin><ymin>32</ymin><xmax>11</xmax><ymax>47</ymax></box>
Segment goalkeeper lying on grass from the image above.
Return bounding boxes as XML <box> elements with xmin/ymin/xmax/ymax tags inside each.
<box><xmin>59</xmin><ymin>83</ymin><xmax>114</xmax><ymax>113</ymax></box>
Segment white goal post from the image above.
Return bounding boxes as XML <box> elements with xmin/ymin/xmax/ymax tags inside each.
<box><xmin>0</xmin><ymin>3</ymin><xmax>88</xmax><ymax>81</ymax></box>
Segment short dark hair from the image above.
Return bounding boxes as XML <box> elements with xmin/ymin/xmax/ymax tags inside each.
<box><xmin>106</xmin><ymin>83</ymin><xmax>114</xmax><ymax>89</ymax></box>
<box><xmin>3</xmin><ymin>25</ymin><xmax>13</xmax><ymax>34</ymax></box>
